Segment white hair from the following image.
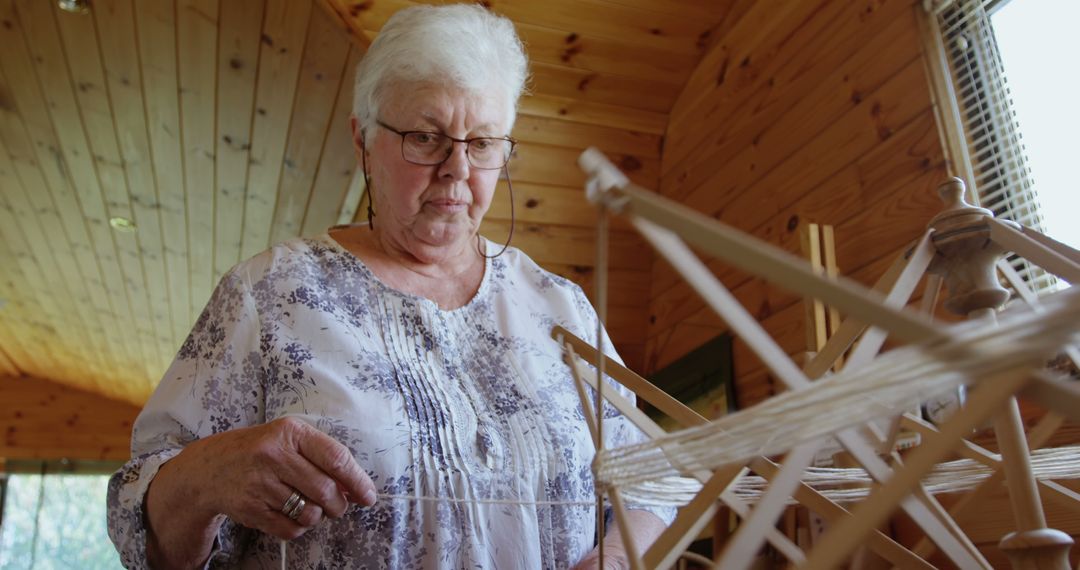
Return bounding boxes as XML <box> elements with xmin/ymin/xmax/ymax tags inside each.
<box><xmin>353</xmin><ymin>4</ymin><xmax>528</xmax><ymax>141</ymax></box>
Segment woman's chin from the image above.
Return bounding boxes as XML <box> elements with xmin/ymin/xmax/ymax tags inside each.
<box><xmin>411</xmin><ymin>220</ymin><xmax>475</xmax><ymax>250</ymax></box>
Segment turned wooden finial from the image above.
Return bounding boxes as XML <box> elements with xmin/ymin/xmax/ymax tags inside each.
<box><xmin>926</xmin><ymin>177</ymin><xmax>1011</xmax><ymax>316</ymax></box>
<box><xmin>937</xmin><ymin>176</ymin><xmax>969</xmax><ymax>210</ymax></box>
<box><xmin>1000</xmin><ymin>528</ymin><xmax>1074</xmax><ymax>570</ymax></box>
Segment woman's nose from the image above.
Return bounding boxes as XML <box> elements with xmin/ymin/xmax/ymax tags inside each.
<box><xmin>438</xmin><ymin>141</ymin><xmax>471</xmax><ymax>180</ymax></box>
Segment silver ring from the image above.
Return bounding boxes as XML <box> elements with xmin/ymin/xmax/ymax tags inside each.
<box><xmin>281</xmin><ymin>491</ymin><xmax>306</xmax><ymax>521</ymax></box>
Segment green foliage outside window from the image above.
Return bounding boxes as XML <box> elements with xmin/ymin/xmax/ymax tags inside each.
<box><xmin>0</xmin><ymin>465</ymin><xmax>122</xmax><ymax>570</ymax></box>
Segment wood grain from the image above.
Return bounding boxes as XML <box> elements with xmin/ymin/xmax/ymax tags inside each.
<box><xmin>0</xmin><ymin>375</ymin><xmax>141</xmax><ymax>460</ymax></box>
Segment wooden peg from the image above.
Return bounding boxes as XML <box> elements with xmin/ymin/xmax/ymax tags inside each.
<box><xmin>926</xmin><ymin>177</ymin><xmax>1011</xmax><ymax>315</ymax></box>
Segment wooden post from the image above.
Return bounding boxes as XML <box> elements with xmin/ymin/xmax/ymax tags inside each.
<box><xmin>928</xmin><ymin>178</ymin><xmax>1073</xmax><ymax>569</ymax></box>
<box><xmin>799</xmin><ymin>222</ymin><xmax>828</xmax><ymax>354</ymax></box>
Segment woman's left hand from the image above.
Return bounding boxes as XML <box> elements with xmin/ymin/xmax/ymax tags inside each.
<box><xmin>570</xmin><ymin>509</ymin><xmax>666</xmax><ymax>570</ymax></box>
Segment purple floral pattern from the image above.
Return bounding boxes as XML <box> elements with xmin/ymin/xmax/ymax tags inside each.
<box><xmin>107</xmin><ymin>232</ymin><xmax>673</xmax><ymax>569</ymax></box>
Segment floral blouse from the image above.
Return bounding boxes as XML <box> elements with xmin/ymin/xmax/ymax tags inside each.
<box><xmin>107</xmin><ymin>231</ymin><xmax>672</xmax><ymax>569</ymax></box>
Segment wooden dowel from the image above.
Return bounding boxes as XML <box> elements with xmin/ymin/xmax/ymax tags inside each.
<box><xmin>989</xmin><ymin>218</ymin><xmax>1080</xmax><ymax>283</ymax></box>
<box><xmin>577</xmin><ymin>149</ymin><xmax>943</xmax><ymax>345</ymax></box>
<box><xmin>920</xmin><ymin>274</ymin><xmax>943</xmax><ymax>315</ymax></box>
<box><xmin>831</xmin><ymin>429</ymin><xmax>989</xmax><ymax>569</ymax></box>
<box><xmin>901</xmin><ymin>411</ymin><xmax>1074</xmax><ymax>559</ymax></box>
<box><xmin>821</xmin><ymin>225</ymin><xmax>843</xmax><ymax>344</ymax></box>
<box><xmin>1040</xmin><ymin>480</ymin><xmax>1080</xmax><ymax>514</ymax></box>
<box><xmin>901</xmin><ymin>413</ymin><xmax>999</xmax><ymax>465</ymax></box>
<box><xmin>565</xmin><ymin>342</ymin><xmax>804</xmax><ymax>560</ymax></box>
<box><xmin>561</xmin><ymin>330</ymin><xmax>812</xmax><ymax>565</ymax></box>
<box><xmin>632</xmin><ymin>217</ymin><xmax>811</xmax><ymax>392</ymax></box>
<box><xmin>622</xmin><ymin>219</ymin><xmax>982</xmax><ymax>567</ymax></box>
<box><xmin>998</xmin><ymin>259</ymin><xmax>1041</xmax><ymax>306</ymax></box>
<box><xmin>718</xmin><ymin>490</ymin><xmax>806</xmax><ymax>565</ymax></box>
<box><xmin>552</xmin><ymin>326</ymin><xmax>707</xmax><ymax>429</ymax></box>
<box><xmin>715</xmin><ymin>442</ymin><xmax>821</xmax><ymax>570</ymax></box>
<box><xmin>568</xmin><ymin>351</ymin><xmax>666</xmax><ymax>441</ymax></box>
<box><xmin>802</xmin><ymin>369</ymin><xmax>1032</xmax><ymax>570</ymax></box>
<box><xmin>563</xmin><ymin>342</ymin><xmax>601</xmax><ymax>449</ymax></box>
<box><xmin>749</xmin><ymin>457</ymin><xmax>935</xmax><ymax>570</ymax></box>
<box><xmin>996</xmin><ymin>396</ymin><xmax>1051</xmax><ymax>533</ymax></box>
<box><xmin>609</xmin><ymin>489</ymin><xmax>645</xmax><ymax>570</ymax></box>
<box><xmin>1019</xmin><ymin>225</ymin><xmax>1080</xmax><ymax>266</ymax></box>
<box><xmin>620</xmin><ymin>187</ymin><xmax>942</xmax><ymax>345</ymax></box>
<box><xmin>642</xmin><ymin>467</ymin><xmax>734</xmax><ymax>570</ymax></box>
<box><xmin>845</xmin><ymin>232</ymin><xmax>937</xmax><ymax>368</ymax></box>
<box><xmin>559</xmin><ymin>335</ymin><xmax>804</xmax><ymax>563</ymax></box>
<box><xmin>998</xmin><ymin>260</ymin><xmax>1080</xmax><ymax>380</ymax></box>
<box><xmin>803</xmin><ymin>233</ymin><xmax>934</xmax><ymax>380</ymax></box>
<box><xmin>972</xmin><ymin>309</ymin><xmax>1051</xmax><ymax>534</ymax></box>
<box><xmin>799</xmin><ymin>222</ymin><xmax>827</xmax><ymax>352</ymax></box>
<box><xmin>1021</xmin><ymin>373</ymin><xmax>1080</xmax><ymax>424</ymax></box>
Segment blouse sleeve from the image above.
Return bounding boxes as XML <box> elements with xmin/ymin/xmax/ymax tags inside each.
<box><xmin>107</xmin><ymin>267</ymin><xmax>265</xmax><ymax>569</ymax></box>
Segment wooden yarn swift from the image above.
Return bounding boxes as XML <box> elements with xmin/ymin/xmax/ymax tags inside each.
<box><xmin>557</xmin><ymin>148</ymin><xmax>1080</xmax><ymax>569</ymax></box>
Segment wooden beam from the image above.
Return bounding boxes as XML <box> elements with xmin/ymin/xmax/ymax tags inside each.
<box><xmin>0</xmin><ymin>375</ymin><xmax>141</xmax><ymax>461</ymax></box>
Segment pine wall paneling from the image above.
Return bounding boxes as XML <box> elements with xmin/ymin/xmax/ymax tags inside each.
<box><xmin>0</xmin><ymin>145</ymin><xmax>66</xmax><ymax>380</ymax></box>
<box><xmin>300</xmin><ymin>46</ymin><xmax>365</xmax><ymax>237</ymax></box>
<box><xmin>238</xmin><ymin>0</ymin><xmax>315</xmax><ymax>260</ymax></box>
<box><xmin>0</xmin><ymin>2</ymin><xmax>119</xmax><ymax>398</ymax></box>
<box><xmin>215</xmin><ymin>0</ymin><xmax>268</xmax><ymax>280</ymax></box>
<box><xmin>178</xmin><ymin>0</ymin><xmax>221</xmax><ymax>316</ymax></box>
<box><xmin>0</xmin><ymin>347</ymin><xmax>16</xmax><ymax>376</ymax></box>
<box><xmin>0</xmin><ymin>375</ymin><xmax>140</xmax><ymax>461</ymax></box>
<box><xmin>54</xmin><ymin>0</ymin><xmax>165</xmax><ymax>385</ymax></box>
<box><xmin>650</xmin><ymin>0</ymin><xmax>948</xmax><ymax>409</ymax></box>
<box><xmin>94</xmin><ymin>0</ymin><xmax>177</xmax><ymax>374</ymax></box>
<box><xmin>267</xmin><ymin>5</ymin><xmax>353</xmax><ymax>245</ymax></box>
<box><xmin>0</xmin><ymin>0</ymin><xmax>381</xmax><ymax>404</ymax></box>
<box><xmin>136</xmin><ymin>0</ymin><xmax>195</xmax><ymax>353</ymax></box>
<box><xmin>0</xmin><ymin>202</ymin><xmax>52</xmax><ymax>380</ymax></box>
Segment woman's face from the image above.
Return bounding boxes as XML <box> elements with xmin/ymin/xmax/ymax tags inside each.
<box><xmin>355</xmin><ymin>81</ymin><xmax>508</xmax><ymax>263</ymax></box>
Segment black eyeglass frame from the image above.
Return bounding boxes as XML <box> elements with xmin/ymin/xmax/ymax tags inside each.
<box><xmin>375</xmin><ymin>120</ymin><xmax>516</xmax><ymax>170</ymax></box>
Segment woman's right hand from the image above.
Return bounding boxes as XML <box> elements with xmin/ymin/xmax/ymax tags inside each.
<box><xmin>145</xmin><ymin>417</ymin><xmax>377</xmax><ymax>568</ymax></box>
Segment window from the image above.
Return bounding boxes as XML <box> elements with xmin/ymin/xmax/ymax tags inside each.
<box><xmin>925</xmin><ymin>0</ymin><xmax>1077</xmax><ymax>294</ymax></box>
<box><xmin>991</xmin><ymin>1</ymin><xmax>1080</xmax><ymax>252</ymax></box>
<box><xmin>0</xmin><ymin>461</ymin><xmax>123</xmax><ymax>569</ymax></box>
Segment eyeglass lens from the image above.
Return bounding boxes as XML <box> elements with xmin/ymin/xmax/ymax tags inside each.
<box><xmin>401</xmin><ymin>132</ymin><xmax>512</xmax><ymax>169</ymax></box>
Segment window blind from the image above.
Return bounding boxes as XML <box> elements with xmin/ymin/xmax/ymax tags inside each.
<box><xmin>927</xmin><ymin>0</ymin><xmax>1058</xmax><ymax>294</ymax></box>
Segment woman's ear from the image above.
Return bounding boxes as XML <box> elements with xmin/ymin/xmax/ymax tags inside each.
<box><xmin>350</xmin><ymin>116</ymin><xmax>366</xmax><ymax>157</ymax></box>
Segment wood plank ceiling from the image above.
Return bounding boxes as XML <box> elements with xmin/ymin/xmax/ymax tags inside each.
<box><xmin>0</xmin><ymin>0</ymin><xmax>735</xmax><ymax>405</ymax></box>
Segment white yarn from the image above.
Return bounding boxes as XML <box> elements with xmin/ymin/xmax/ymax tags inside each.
<box><xmin>594</xmin><ymin>287</ymin><xmax>1080</xmax><ymax>505</ymax></box>
<box><xmin>731</xmin><ymin>445</ymin><xmax>1080</xmax><ymax>505</ymax></box>
<box><xmin>373</xmin><ymin>493</ymin><xmax>595</xmax><ymax>506</ymax></box>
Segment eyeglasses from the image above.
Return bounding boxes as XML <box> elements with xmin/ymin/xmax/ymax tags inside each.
<box><xmin>376</xmin><ymin>120</ymin><xmax>516</xmax><ymax>170</ymax></box>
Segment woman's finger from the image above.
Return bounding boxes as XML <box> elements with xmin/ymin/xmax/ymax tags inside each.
<box><xmin>274</xmin><ymin>446</ymin><xmax>351</xmax><ymax>518</ymax></box>
<box><xmin>260</xmin><ymin>507</ymin><xmax>311</xmax><ymax>542</ymax></box>
<box><xmin>290</xmin><ymin>421</ymin><xmax>377</xmax><ymax>505</ymax></box>
<box><xmin>272</xmin><ymin>486</ymin><xmax>326</xmax><ymax>529</ymax></box>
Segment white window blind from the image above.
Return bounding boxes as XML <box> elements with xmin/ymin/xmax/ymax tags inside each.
<box><xmin>927</xmin><ymin>0</ymin><xmax>1058</xmax><ymax>294</ymax></box>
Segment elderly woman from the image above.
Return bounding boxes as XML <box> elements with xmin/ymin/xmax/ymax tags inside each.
<box><xmin>108</xmin><ymin>4</ymin><xmax>670</xmax><ymax>569</ymax></box>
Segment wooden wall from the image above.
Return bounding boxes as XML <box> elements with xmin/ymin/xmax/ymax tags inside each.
<box><xmin>482</xmin><ymin>117</ymin><xmax>660</xmax><ymax>371</ymax></box>
<box><xmin>0</xmin><ymin>375</ymin><xmax>140</xmax><ymax>461</ymax></box>
<box><xmin>648</xmin><ymin>0</ymin><xmax>949</xmax><ymax>407</ymax></box>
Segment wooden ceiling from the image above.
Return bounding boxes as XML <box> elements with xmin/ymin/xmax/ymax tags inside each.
<box><xmin>0</xmin><ymin>0</ymin><xmax>737</xmax><ymax>405</ymax></box>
